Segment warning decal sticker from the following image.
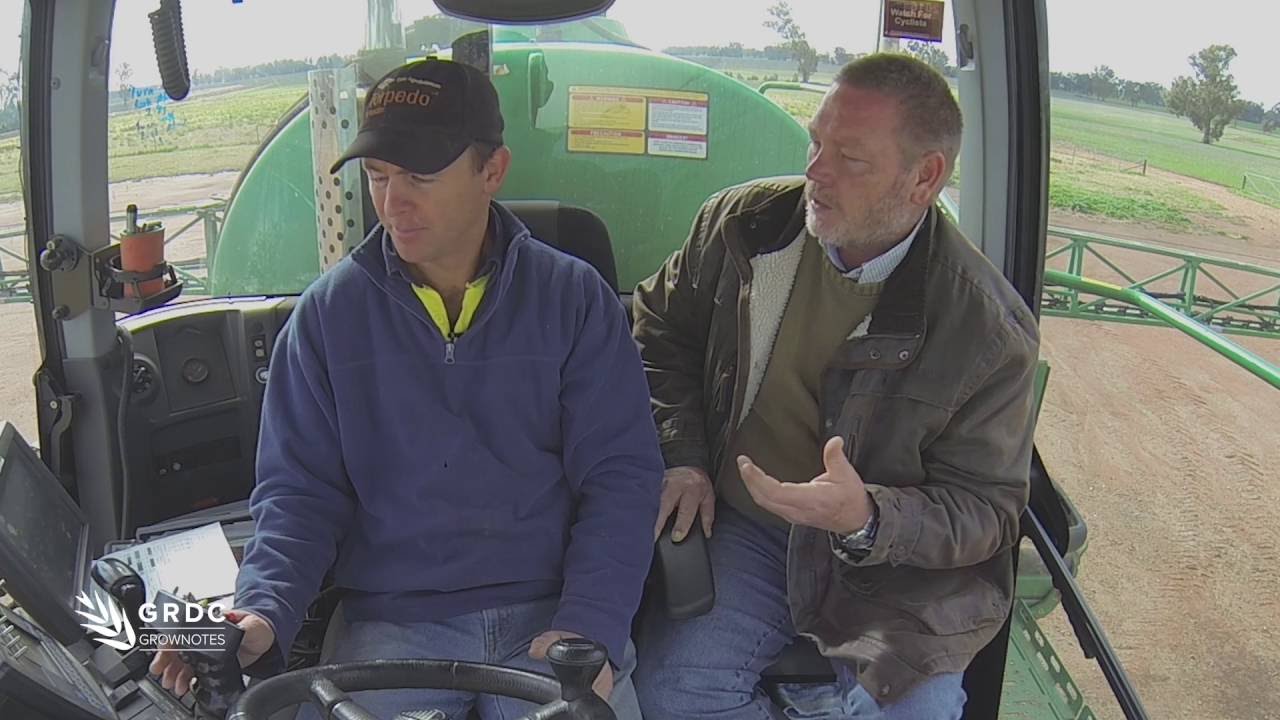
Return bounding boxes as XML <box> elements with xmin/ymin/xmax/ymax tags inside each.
<box><xmin>568</xmin><ymin>86</ymin><xmax>709</xmax><ymax>159</ymax></box>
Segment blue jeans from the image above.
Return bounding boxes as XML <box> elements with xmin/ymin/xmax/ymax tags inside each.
<box><xmin>297</xmin><ymin>596</ymin><xmax>641</xmax><ymax>720</ymax></box>
<box><xmin>634</xmin><ymin>504</ymin><xmax>965</xmax><ymax>720</ymax></box>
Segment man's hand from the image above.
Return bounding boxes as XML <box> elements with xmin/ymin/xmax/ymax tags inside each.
<box><xmin>148</xmin><ymin>610</ymin><xmax>275</xmax><ymax>694</ymax></box>
<box><xmin>529</xmin><ymin>630</ymin><xmax>614</xmax><ymax>700</ymax></box>
<box><xmin>653</xmin><ymin>466</ymin><xmax>715</xmax><ymax>542</ymax></box>
<box><xmin>739</xmin><ymin>436</ymin><xmax>872</xmax><ymax>534</ymax></box>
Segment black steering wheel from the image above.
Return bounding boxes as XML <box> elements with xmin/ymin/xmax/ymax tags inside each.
<box><xmin>225</xmin><ymin>638</ymin><xmax>617</xmax><ymax>720</ymax></box>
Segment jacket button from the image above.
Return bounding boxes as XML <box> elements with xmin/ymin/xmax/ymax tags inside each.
<box><xmin>898</xmin><ymin>350</ymin><xmax>910</xmax><ymax>361</ymax></box>
<box><xmin>869</xmin><ymin>349</ymin><xmax>881</xmax><ymax>360</ymax></box>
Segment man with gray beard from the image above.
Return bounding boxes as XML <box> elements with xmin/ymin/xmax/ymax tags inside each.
<box><xmin>630</xmin><ymin>53</ymin><xmax>1040</xmax><ymax>719</ymax></box>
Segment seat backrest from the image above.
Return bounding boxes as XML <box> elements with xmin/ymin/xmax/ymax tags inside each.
<box><xmin>500</xmin><ymin>200</ymin><xmax>619</xmax><ymax>294</ymax></box>
<box><xmin>357</xmin><ymin>170</ymin><xmax>619</xmax><ymax>294</ymax></box>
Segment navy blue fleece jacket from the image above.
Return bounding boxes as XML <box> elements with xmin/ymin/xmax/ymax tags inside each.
<box><xmin>234</xmin><ymin>203</ymin><xmax>663</xmax><ymax>668</ymax></box>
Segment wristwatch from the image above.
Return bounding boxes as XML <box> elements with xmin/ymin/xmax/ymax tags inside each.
<box><xmin>831</xmin><ymin>501</ymin><xmax>880</xmax><ymax>560</ymax></box>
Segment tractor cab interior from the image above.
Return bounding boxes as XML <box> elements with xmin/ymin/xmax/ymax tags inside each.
<box><xmin>0</xmin><ymin>0</ymin><xmax>1147</xmax><ymax>718</ymax></box>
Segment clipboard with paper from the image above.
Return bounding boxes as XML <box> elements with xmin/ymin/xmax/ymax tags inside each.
<box><xmin>103</xmin><ymin>521</ymin><xmax>240</xmax><ymax>603</ymax></box>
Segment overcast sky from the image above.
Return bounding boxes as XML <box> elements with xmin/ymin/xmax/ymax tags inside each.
<box><xmin>1</xmin><ymin>0</ymin><xmax>1276</xmax><ymax>105</ymax></box>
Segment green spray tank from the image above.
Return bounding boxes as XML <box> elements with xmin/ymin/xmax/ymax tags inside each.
<box><xmin>209</xmin><ymin>35</ymin><xmax>812</xmax><ymax>296</ymax></box>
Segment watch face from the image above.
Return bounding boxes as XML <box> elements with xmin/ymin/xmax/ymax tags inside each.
<box><xmin>842</xmin><ymin>532</ymin><xmax>872</xmax><ymax>551</ymax></box>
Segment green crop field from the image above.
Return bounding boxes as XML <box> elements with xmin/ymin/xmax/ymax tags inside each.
<box><xmin>1048</xmin><ymin>152</ymin><xmax>1230</xmax><ymax>228</ymax></box>
<box><xmin>0</xmin><ymin>82</ymin><xmax>307</xmax><ymax>203</ymax></box>
<box><xmin>1052</xmin><ymin>95</ymin><xmax>1280</xmax><ymax>199</ymax></box>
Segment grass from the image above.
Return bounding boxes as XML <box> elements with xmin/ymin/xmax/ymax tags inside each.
<box><xmin>0</xmin><ymin>137</ymin><xmax>20</xmax><ymax>201</ymax></box>
<box><xmin>1051</xmin><ymin>95</ymin><xmax>1280</xmax><ymax>205</ymax></box>
<box><xmin>764</xmin><ymin>89</ymin><xmax>823</xmax><ymax>124</ymax></box>
<box><xmin>0</xmin><ymin>82</ymin><xmax>306</xmax><ymax>204</ymax></box>
<box><xmin>1048</xmin><ymin>153</ymin><xmax>1230</xmax><ymax>228</ymax></box>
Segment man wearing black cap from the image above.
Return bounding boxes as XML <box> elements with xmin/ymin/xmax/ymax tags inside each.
<box><xmin>149</xmin><ymin>59</ymin><xmax>661</xmax><ymax>720</ymax></box>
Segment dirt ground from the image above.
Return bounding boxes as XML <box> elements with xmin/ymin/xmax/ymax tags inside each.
<box><xmin>1</xmin><ymin>172</ymin><xmax>1280</xmax><ymax>717</ymax></box>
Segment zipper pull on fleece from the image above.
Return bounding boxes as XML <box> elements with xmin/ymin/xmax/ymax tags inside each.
<box><xmin>444</xmin><ymin>338</ymin><xmax>456</xmax><ymax>365</ymax></box>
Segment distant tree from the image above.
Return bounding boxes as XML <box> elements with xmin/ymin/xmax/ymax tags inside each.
<box><xmin>1138</xmin><ymin>81</ymin><xmax>1167</xmax><ymax>107</ymax></box>
<box><xmin>1050</xmin><ymin>70</ymin><xmax>1166</xmax><ymax>107</ymax></box>
<box><xmin>1121</xmin><ymin>79</ymin><xmax>1142</xmax><ymax>106</ymax></box>
<box><xmin>1090</xmin><ymin>65</ymin><xmax>1118</xmax><ymax>101</ymax></box>
<box><xmin>404</xmin><ymin>14</ymin><xmax>476</xmax><ymax>55</ymax></box>
<box><xmin>1053</xmin><ymin>71</ymin><xmax>1093</xmax><ymax>95</ymax></box>
<box><xmin>666</xmin><ymin>43</ymin><xmax>760</xmax><ymax>59</ymax></box>
<box><xmin>189</xmin><ymin>55</ymin><xmax>354</xmax><ymax>87</ymax></box>
<box><xmin>905</xmin><ymin>41</ymin><xmax>952</xmax><ymax>77</ymax></box>
<box><xmin>1068</xmin><ymin>72</ymin><xmax>1092</xmax><ymax>95</ymax></box>
<box><xmin>764</xmin><ymin>1</ymin><xmax>818</xmax><ymax>82</ymax></box>
<box><xmin>115</xmin><ymin>62</ymin><xmax>134</xmax><ymax>107</ymax></box>
<box><xmin>833</xmin><ymin>46</ymin><xmax>850</xmax><ymax>65</ymax></box>
<box><xmin>1239</xmin><ymin>100</ymin><xmax>1266</xmax><ymax>125</ymax></box>
<box><xmin>1166</xmin><ymin>44</ymin><xmax>1245</xmax><ymax>144</ymax></box>
<box><xmin>0</xmin><ymin>68</ymin><xmax>19</xmax><ymax>134</ymax></box>
<box><xmin>1264</xmin><ymin>103</ymin><xmax>1280</xmax><ymax>133</ymax></box>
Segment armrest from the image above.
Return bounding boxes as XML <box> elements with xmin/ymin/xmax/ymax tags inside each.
<box><xmin>651</xmin><ymin>514</ymin><xmax>715</xmax><ymax>619</ymax></box>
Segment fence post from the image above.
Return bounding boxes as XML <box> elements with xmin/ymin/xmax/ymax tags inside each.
<box><xmin>1142</xmin><ymin>159</ymin><xmax>1147</xmax><ymax>176</ymax></box>
<box><xmin>1242</xmin><ymin>175</ymin><xmax>1248</xmax><ymax>191</ymax></box>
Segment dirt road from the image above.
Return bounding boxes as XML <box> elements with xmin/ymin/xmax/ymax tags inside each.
<box><xmin>1</xmin><ymin>171</ymin><xmax>1279</xmax><ymax>717</ymax></box>
<box><xmin>1036</xmin><ymin>316</ymin><xmax>1280</xmax><ymax>720</ymax></box>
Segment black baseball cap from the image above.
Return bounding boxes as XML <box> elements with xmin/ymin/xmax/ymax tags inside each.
<box><xmin>330</xmin><ymin>59</ymin><xmax>505</xmax><ymax>175</ymax></box>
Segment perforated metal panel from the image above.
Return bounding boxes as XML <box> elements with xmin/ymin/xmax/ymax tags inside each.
<box><xmin>308</xmin><ymin>66</ymin><xmax>365</xmax><ymax>272</ymax></box>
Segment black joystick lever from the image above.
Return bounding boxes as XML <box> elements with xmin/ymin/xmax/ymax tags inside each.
<box><xmin>546</xmin><ymin>638</ymin><xmax>616</xmax><ymax>719</ymax></box>
<box><xmin>152</xmin><ymin>589</ymin><xmax>246</xmax><ymax>719</ymax></box>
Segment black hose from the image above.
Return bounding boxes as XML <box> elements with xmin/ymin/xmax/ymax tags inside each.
<box><xmin>116</xmin><ymin>326</ymin><xmax>135</xmax><ymax>540</ymax></box>
<box><xmin>149</xmin><ymin>0</ymin><xmax>190</xmax><ymax>100</ymax></box>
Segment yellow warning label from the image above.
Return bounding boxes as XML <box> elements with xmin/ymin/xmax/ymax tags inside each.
<box><xmin>568</xmin><ymin>90</ymin><xmax>646</xmax><ymax>131</ymax></box>
<box><xmin>567</xmin><ymin>129</ymin><xmax>646</xmax><ymax>155</ymax></box>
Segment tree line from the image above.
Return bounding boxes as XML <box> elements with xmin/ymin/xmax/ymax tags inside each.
<box><xmin>1052</xmin><ymin>49</ymin><xmax>1279</xmax><ymax>141</ymax></box>
<box><xmin>674</xmin><ymin>1</ymin><xmax>1279</xmax><ymax>145</ymax></box>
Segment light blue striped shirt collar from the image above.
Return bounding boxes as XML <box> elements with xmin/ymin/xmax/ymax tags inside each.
<box><xmin>822</xmin><ymin>210</ymin><xmax>927</xmax><ymax>285</ymax></box>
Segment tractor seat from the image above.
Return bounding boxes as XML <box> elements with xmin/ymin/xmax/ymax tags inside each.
<box><xmin>500</xmin><ymin>200</ymin><xmax>619</xmax><ymax>294</ymax></box>
<box><xmin>360</xmin><ymin>183</ymin><xmax>620</xmax><ymax>294</ymax></box>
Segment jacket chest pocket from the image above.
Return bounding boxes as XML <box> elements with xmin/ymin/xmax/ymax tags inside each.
<box><xmin>842</xmin><ymin>356</ymin><xmax>963</xmax><ymax>412</ymax></box>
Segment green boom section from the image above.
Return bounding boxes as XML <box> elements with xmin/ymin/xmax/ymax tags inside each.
<box><xmin>1046</xmin><ymin>268</ymin><xmax>1280</xmax><ymax>390</ymax></box>
<box><xmin>211</xmin><ymin>42</ymin><xmax>812</xmax><ymax>296</ymax></box>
